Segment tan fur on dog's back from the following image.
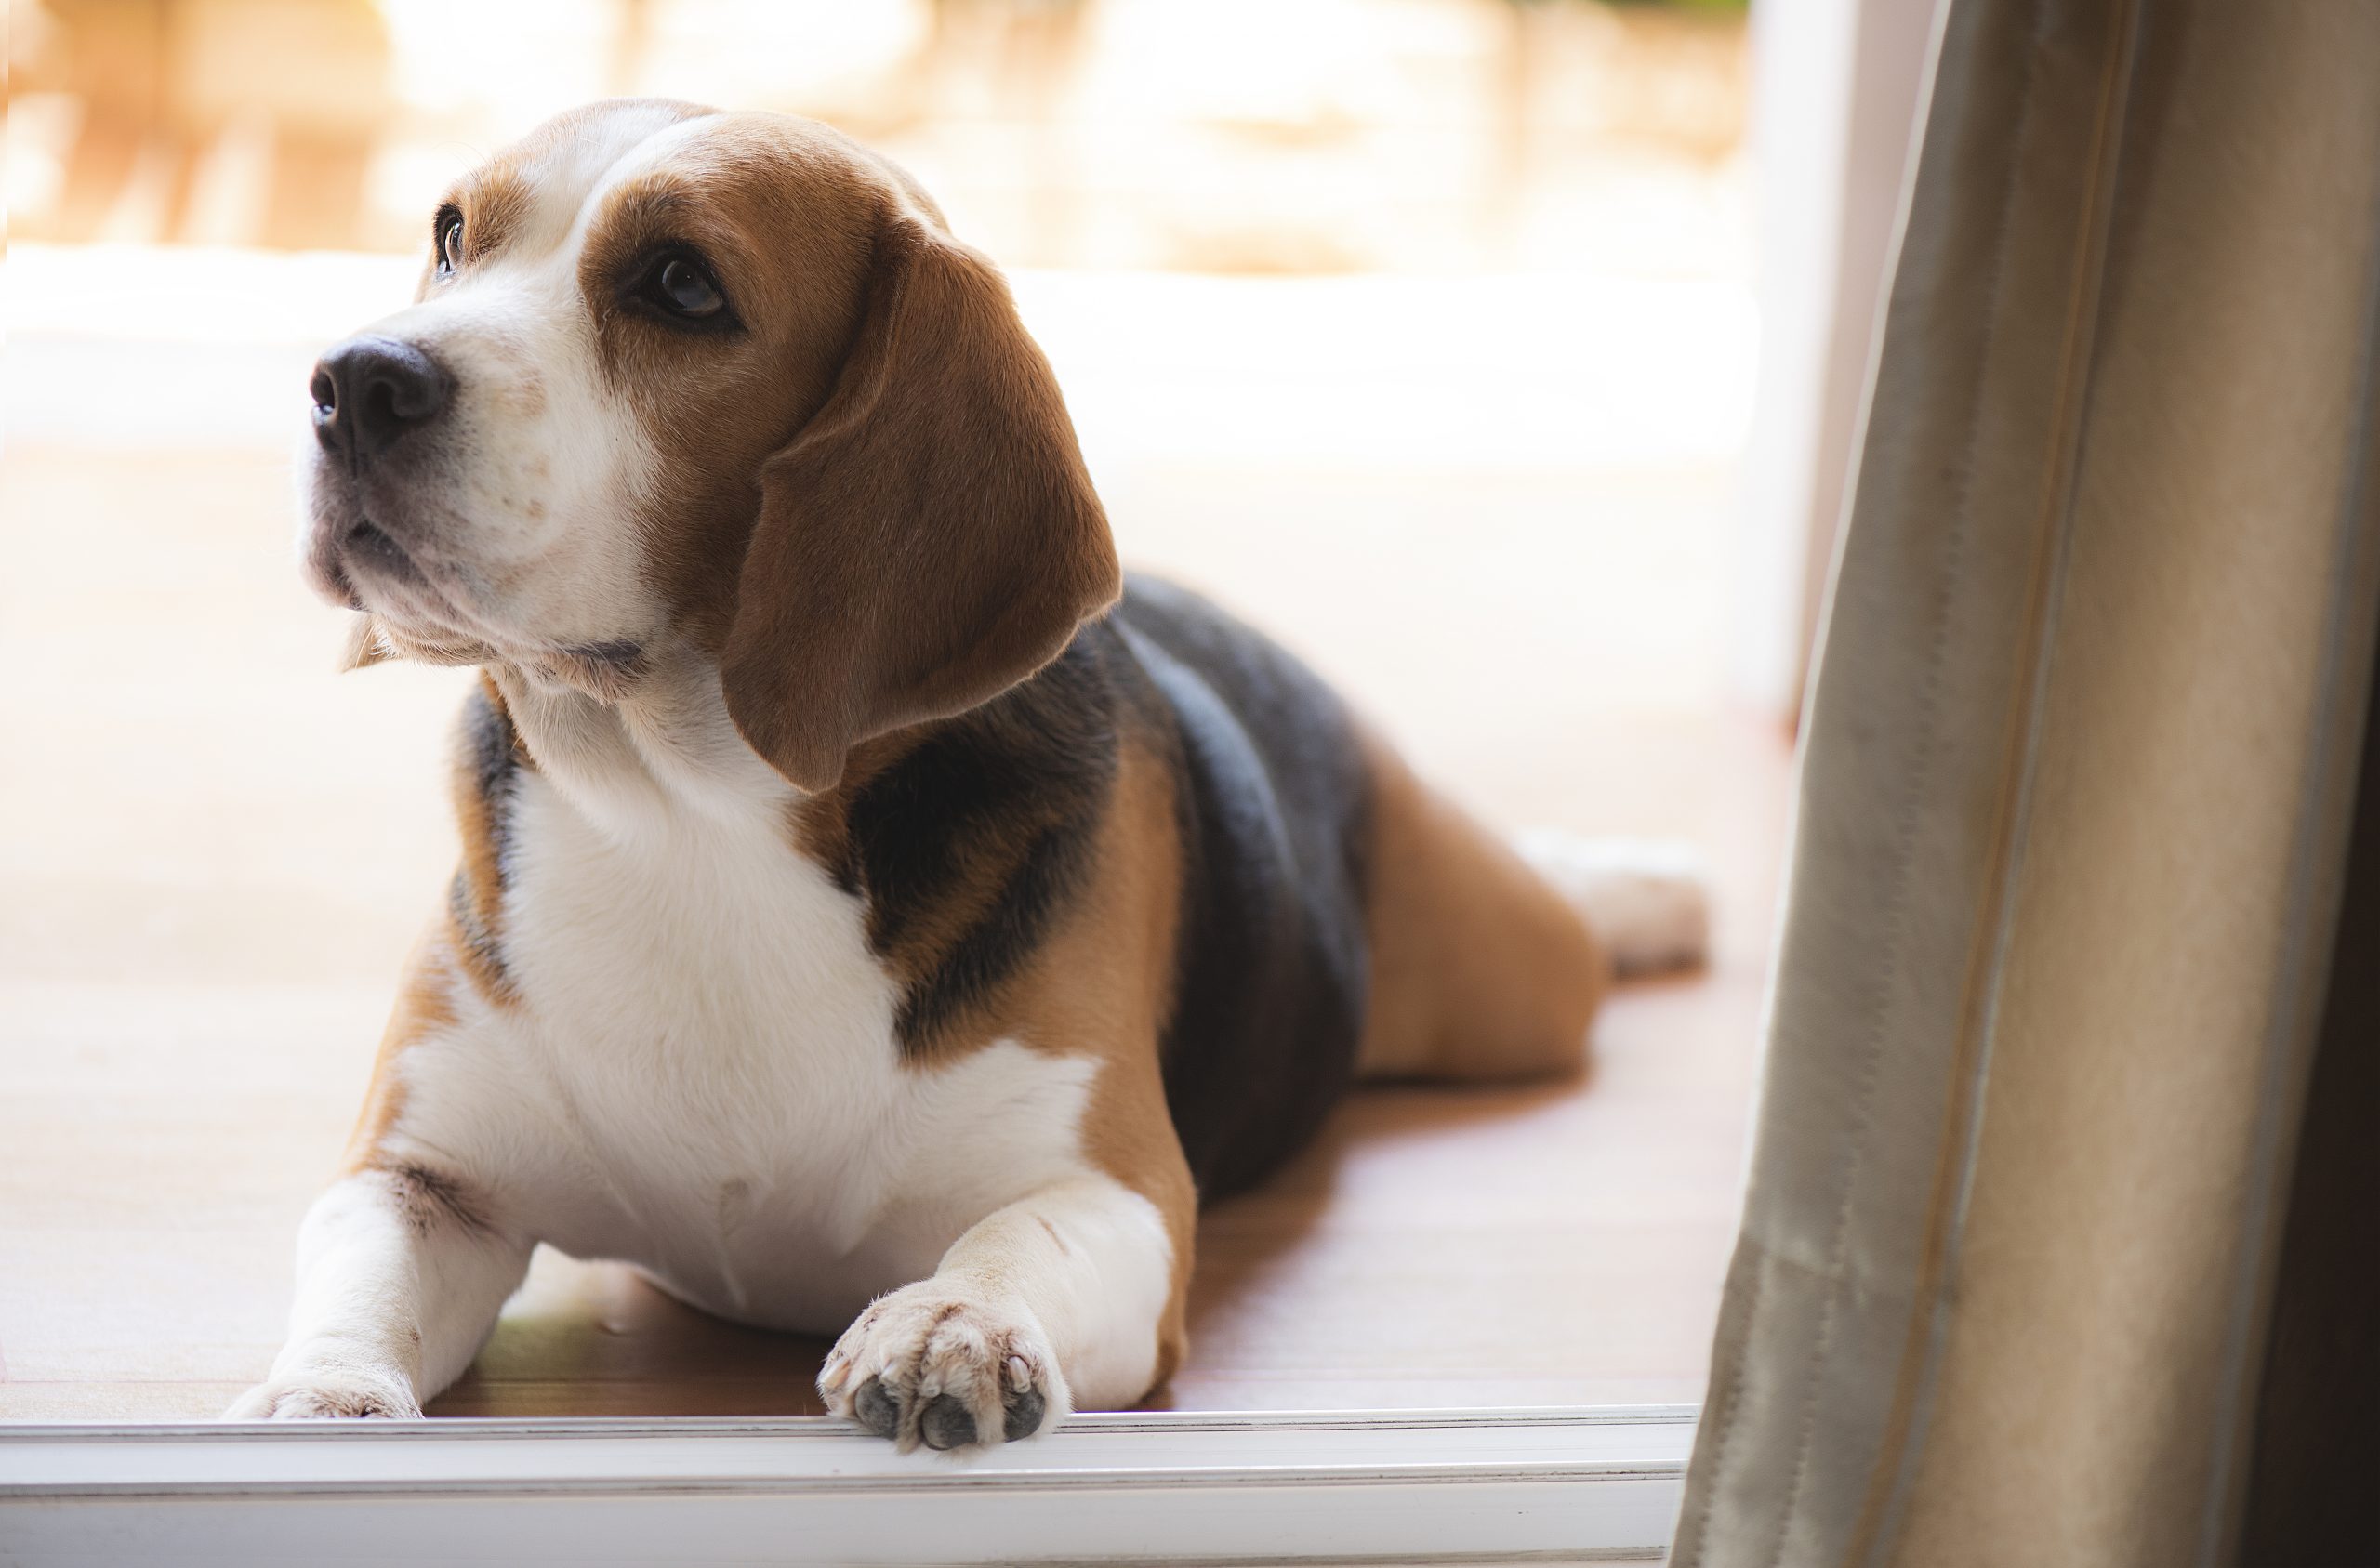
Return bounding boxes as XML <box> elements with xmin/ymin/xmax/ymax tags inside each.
<box><xmin>1355</xmin><ymin>731</ymin><xmax>1609</xmax><ymax>1083</ymax></box>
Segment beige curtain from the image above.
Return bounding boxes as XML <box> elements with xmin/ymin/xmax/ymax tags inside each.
<box><xmin>1672</xmin><ymin>3</ymin><xmax>2380</xmax><ymax>1566</ymax></box>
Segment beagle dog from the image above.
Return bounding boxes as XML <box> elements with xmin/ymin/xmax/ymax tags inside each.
<box><xmin>231</xmin><ymin>99</ymin><xmax>1710</xmax><ymax>1451</ymax></box>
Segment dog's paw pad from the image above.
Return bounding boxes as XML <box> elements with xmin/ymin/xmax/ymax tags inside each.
<box><xmin>820</xmin><ymin>1283</ymin><xmax>1068</xmax><ymax>1452</ymax></box>
<box><xmin>919</xmin><ymin>1393</ymin><xmax>976</xmax><ymax>1451</ymax></box>
<box><xmin>1001</xmin><ymin>1383</ymin><xmax>1047</xmax><ymax>1442</ymax></box>
<box><xmin>853</xmin><ymin>1376</ymin><xmax>900</xmax><ymax>1438</ymax></box>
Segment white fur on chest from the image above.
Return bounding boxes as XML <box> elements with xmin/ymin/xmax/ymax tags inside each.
<box><xmin>414</xmin><ymin>762</ymin><xmax>1102</xmax><ymax>1334</ymax></box>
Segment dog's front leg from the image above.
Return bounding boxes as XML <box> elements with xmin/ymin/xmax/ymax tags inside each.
<box><xmin>228</xmin><ymin>1166</ymin><xmax>532</xmax><ymax>1418</ymax></box>
<box><xmin>819</xmin><ymin>1172</ymin><xmax>1182</xmax><ymax>1452</ymax></box>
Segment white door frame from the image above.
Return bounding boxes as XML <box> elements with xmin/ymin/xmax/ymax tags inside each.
<box><xmin>0</xmin><ymin>1405</ymin><xmax>1691</xmax><ymax>1565</ymax></box>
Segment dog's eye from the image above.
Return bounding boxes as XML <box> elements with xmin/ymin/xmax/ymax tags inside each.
<box><xmin>436</xmin><ymin>209</ymin><xmax>464</xmax><ymax>276</ymax></box>
<box><xmin>637</xmin><ymin>252</ymin><xmax>728</xmax><ymax>321</ymax></box>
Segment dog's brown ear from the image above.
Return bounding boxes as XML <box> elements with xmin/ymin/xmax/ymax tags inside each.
<box><xmin>721</xmin><ymin>207</ymin><xmax>1120</xmax><ymax>793</ymax></box>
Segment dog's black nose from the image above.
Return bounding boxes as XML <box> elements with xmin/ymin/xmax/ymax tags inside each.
<box><xmin>311</xmin><ymin>336</ymin><xmax>449</xmax><ymax>465</ymax></box>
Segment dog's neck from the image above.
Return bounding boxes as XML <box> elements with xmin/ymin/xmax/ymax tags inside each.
<box><xmin>484</xmin><ymin>639</ymin><xmax>799</xmax><ymax>844</ymax></box>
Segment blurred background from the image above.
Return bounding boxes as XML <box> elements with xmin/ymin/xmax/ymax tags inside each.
<box><xmin>11</xmin><ymin>0</ymin><xmax>1746</xmax><ymax>268</ymax></box>
<box><xmin>1</xmin><ymin>0</ymin><xmax>1933</xmax><ymax>1417</ymax></box>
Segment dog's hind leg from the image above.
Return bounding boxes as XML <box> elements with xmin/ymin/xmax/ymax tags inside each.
<box><xmin>1353</xmin><ymin>732</ymin><xmax>1711</xmax><ymax>1084</ymax></box>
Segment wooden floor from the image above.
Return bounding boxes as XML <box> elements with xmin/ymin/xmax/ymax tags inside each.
<box><xmin>0</xmin><ymin>289</ymin><xmax>1787</xmax><ymax>1419</ymax></box>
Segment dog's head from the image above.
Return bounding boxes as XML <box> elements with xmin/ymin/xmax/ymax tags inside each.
<box><xmin>302</xmin><ymin>99</ymin><xmax>1118</xmax><ymax>791</ymax></box>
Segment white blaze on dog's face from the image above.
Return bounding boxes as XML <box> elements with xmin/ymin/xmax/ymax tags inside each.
<box><xmin>301</xmin><ymin>98</ymin><xmax>1118</xmax><ymax>791</ymax></box>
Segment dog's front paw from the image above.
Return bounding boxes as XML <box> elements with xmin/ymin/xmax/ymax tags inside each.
<box><xmin>819</xmin><ymin>1281</ymin><xmax>1068</xmax><ymax>1452</ymax></box>
<box><xmin>226</xmin><ymin>1367</ymin><xmax>421</xmax><ymax>1420</ymax></box>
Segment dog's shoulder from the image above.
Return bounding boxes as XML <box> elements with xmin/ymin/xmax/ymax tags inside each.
<box><xmin>783</xmin><ymin>573</ymin><xmax>1379</xmax><ymax>1203</ymax></box>
<box><xmin>795</xmin><ymin>622</ymin><xmax>1131</xmax><ymax>1057</ymax></box>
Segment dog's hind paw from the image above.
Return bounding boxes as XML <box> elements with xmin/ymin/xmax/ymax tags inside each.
<box><xmin>1515</xmin><ymin>831</ymin><xmax>1713</xmax><ymax>977</ymax></box>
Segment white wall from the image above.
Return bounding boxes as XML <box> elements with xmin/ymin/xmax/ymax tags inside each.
<box><xmin>1731</xmin><ymin>0</ymin><xmax>1943</xmax><ymax>719</ymax></box>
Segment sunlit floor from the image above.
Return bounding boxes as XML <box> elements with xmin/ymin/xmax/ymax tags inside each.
<box><xmin>0</xmin><ymin>248</ymin><xmax>1786</xmax><ymax>1419</ymax></box>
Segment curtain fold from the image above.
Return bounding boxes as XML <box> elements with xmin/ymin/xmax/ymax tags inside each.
<box><xmin>1672</xmin><ymin>3</ymin><xmax>2380</xmax><ymax>1564</ymax></box>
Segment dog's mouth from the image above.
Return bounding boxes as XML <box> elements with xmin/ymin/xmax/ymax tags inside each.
<box><xmin>303</xmin><ymin>469</ymin><xmax>651</xmax><ymax>692</ymax></box>
<box><xmin>304</xmin><ymin>512</ymin><xmax>441</xmax><ymax>626</ymax></box>
<box><xmin>305</xmin><ymin>494</ymin><xmax>649</xmax><ymax>692</ymax></box>
<box><xmin>304</xmin><ymin>484</ymin><xmax>489</xmax><ymax>658</ymax></box>
<box><xmin>340</xmin><ymin>515</ymin><xmax>427</xmax><ymax>587</ymax></box>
